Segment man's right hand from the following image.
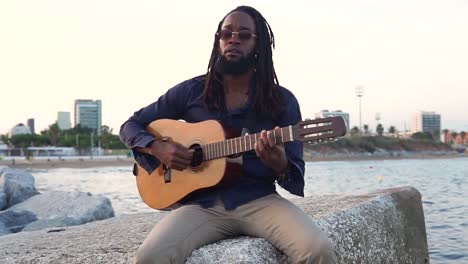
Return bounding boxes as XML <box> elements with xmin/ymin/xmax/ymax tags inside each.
<box><xmin>149</xmin><ymin>141</ymin><xmax>194</xmax><ymax>171</ymax></box>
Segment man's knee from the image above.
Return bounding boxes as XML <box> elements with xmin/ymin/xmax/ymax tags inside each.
<box><xmin>295</xmin><ymin>236</ymin><xmax>337</xmax><ymax>264</ymax></box>
<box><xmin>133</xmin><ymin>245</ymin><xmax>183</xmax><ymax>264</ymax></box>
<box><xmin>316</xmin><ymin>237</ymin><xmax>338</xmax><ymax>263</ymax></box>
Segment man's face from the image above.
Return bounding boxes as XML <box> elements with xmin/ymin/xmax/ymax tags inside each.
<box><xmin>215</xmin><ymin>11</ymin><xmax>257</xmax><ymax>75</ymax></box>
<box><xmin>218</xmin><ymin>11</ymin><xmax>257</xmax><ymax>61</ymax></box>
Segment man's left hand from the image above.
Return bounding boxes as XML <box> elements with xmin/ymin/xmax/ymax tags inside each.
<box><xmin>254</xmin><ymin>127</ymin><xmax>288</xmax><ymax>175</ymax></box>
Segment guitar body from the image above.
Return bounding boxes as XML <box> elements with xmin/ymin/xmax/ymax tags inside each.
<box><xmin>136</xmin><ymin>119</ymin><xmax>231</xmax><ymax>210</ymax></box>
<box><xmin>134</xmin><ymin>116</ymin><xmax>346</xmax><ymax>210</ymax></box>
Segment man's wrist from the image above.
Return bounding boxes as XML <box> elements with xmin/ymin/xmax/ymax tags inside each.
<box><xmin>146</xmin><ymin>140</ymin><xmax>158</xmax><ymax>155</ymax></box>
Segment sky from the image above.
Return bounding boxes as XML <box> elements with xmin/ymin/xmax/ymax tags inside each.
<box><xmin>1</xmin><ymin>0</ymin><xmax>467</xmax><ymax>135</ymax></box>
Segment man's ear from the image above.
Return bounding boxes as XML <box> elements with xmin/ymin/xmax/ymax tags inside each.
<box><xmin>254</xmin><ymin>51</ymin><xmax>259</xmax><ymax>60</ymax></box>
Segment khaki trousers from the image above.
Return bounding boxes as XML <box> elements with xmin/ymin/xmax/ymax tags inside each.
<box><xmin>134</xmin><ymin>194</ymin><xmax>337</xmax><ymax>264</ymax></box>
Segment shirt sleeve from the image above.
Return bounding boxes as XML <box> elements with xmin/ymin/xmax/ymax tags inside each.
<box><xmin>276</xmin><ymin>90</ymin><xmax>305</xmax><ymax>197</ymax></box>
<box><xmin>119</xmin><ymin>80</ymin><xmax>192</xmax><ymax>174</ymax></box>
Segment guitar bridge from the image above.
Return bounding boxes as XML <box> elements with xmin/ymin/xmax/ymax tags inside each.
<box><xmin>163</xmin><ymin>164</ymin><xmax>171</xmax><ymax>183</ymax></box>
<box><xmin>161</xmin><ymin>137</ymin><xmax>172</xmax><ymax>183</ymax></box>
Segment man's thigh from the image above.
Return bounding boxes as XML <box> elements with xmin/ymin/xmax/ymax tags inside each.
<box><xmin>235</xmin><ymin>194</ymin><xmax>336</xmax><ymax>263</ymax></box>
<box><xmin>135</xmin><ymin>203</ymin><xmax>238</xmax><ymax>264</ymax></box>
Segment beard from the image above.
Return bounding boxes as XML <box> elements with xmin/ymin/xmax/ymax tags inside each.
<box><xmin>214</xmin><ymin>52</ymin><xmax>256</xmax><ymax>75</ymax></box>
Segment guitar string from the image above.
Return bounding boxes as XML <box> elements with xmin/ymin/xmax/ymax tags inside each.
<box><xmin>203</xmin><ymin>127</ymin><xmax>293</xmax><ymax>161</ymax></box>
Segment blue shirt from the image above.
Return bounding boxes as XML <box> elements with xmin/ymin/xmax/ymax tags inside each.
<box><xmin>119</xmin><ymin>75</ymin><xmax>305</xmax><ymax>210</ymax></box>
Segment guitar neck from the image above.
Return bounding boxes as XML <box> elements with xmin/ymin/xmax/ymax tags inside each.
<box><xmin>202</xmin><ymin>126</ymin><xmax>294</xmax><ymax>161</ymax></box>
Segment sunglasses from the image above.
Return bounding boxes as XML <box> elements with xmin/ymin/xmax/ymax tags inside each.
<box><xmin>217</xmin><ymin>29</ymin><xmax>258</xmax><ymax>41</ymax></box>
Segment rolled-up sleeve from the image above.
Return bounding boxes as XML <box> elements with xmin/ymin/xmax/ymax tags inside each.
<box><xmin>276</xmin><ymin>91</ymin><xmax>305</xmax><ymax>196</ymax></box>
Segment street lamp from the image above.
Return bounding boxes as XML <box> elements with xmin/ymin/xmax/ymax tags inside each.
<box><xmin>90</xmin><ymin>130</ymin><xmax>94</xmax><ymax>159</ymax></box>
<box><xmin>355</xmin><ymin>86</ymin><xmax>364</xmax><ymax>134</ymax></box>
<box><xmin>375</xmin><ymin>112</ymin><xmax>381</xmax><ymax>136</ymax></box>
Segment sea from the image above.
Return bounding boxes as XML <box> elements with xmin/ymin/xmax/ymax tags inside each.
<box><xmin>31</xmin><ymin>157</ymin><xmax>468</xmax><ymax>263</ymax></box>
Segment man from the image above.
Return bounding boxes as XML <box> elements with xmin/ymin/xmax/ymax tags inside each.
<box><xmin>120</xmin><ymin>6</ymin><xmax>337</xmax><ymax>264</ymax></box>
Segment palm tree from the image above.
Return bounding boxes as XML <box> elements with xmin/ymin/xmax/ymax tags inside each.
<box><xmin>376</xmin><ymin>124</ymin><xmax>384</xmax><ymax>136</ymax></box>
<box><xmin>363</xmin><ymin>124</ymin><xmax>369</xmax><ymax>135</ymax></box>
<box><xmin>450</xmin><ymin>131</ymin><xmax>458</xmax><ymax>144</ymax></box>
<box><xmin>442</xmin><ymin>129</ymin><xmax>449</xmax><ymax>143</ymax></box>
<box><xmin>350</xmin><ymin>126</ymin><xmax>360</xmax><ymax>136</ymax></box>
<box><xmin>0</xmin><ymin>134</ymin><xmax>9</xmax><ymax>144</ymax></box>
<box><xmin>99</xmin><ymin>125</ymin><xmax>114</xmax><ymax>149</ymax></box>
<box><xmin>46</xmin><ymin>123</ymin><xmax>60</xmax><ymax>146</ymax></box>
<box><xmin>388</xmin><ymin>126</ymin><xmax>396</xmax><ymax>137</ymax></box>
<box><xmin>460</xmin><ymin>131</ymin><xmax>466</xmax><ymax>145</ymax></box>
<box><xmin>101</xmin><ymin>125</ymin><xmax>113</xmax><ymax>135</ymax></box>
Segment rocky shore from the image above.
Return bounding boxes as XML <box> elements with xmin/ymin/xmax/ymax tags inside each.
<box><xmin>0</xmin><ymin>180</ymin><xmax>429</xmax><ymax>263</ymax></box>
<box><xmin>0</xmin><ymin>164</ymin><xmax>431</xmax><ymax>263</ymax></box>
<box><xmin>304</xmin><ymin>149</ymin><xmax>464</xmax><ymax>162</ymax></box>
<box><xmin>0</xmin><ymin>157</ymin><xmax>134</xmax><ymax>170</ymax></box>
<box><xmin>0</xmin><ymin>167</ymin><xmax>115</xmax><ymax>236</ymax></box>
<box><xmin>303</xmin><ymin>135</ymin><xmax>465</xmax><ymax>162</ymax></box>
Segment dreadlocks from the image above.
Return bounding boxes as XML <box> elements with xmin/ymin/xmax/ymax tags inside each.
<box><xmin>203</xmin><ymin>6</ymin><xmax>283</xmax><ymax>116</ymax></box>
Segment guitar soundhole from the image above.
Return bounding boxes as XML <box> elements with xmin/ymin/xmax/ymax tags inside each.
<box><xmin>189</xmin><ymin>144</ymin><xmax>203</xmax><ymax>168</ymax></box>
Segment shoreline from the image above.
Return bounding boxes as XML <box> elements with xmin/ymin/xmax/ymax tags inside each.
<box><xmin>0</xmin><ymin>157</ymin><xmax>135</xmax><ymax>170</ymax></box>
<box><xmin>304</xmin><ymin>152</ymin><xmax>466</xmax><ymax>163</ymax></box>
<box><xmin>0</xmin><ymin>152</ymin><xmax>465</xmax><ymax>170</ymax></box>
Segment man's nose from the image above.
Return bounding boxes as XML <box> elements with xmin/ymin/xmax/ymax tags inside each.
<box><xmin>228</xmin><ymin>32</ymin><xmax>241</xmax><ymax>44</ymax></box>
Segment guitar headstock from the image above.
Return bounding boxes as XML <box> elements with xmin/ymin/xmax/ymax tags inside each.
<box><xmin>292</xmin><ymin>116</ymin><xmax>347</xmax><ymax>144</ymax></box>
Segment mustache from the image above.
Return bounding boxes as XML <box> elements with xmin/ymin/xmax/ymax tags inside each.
<box><xmin>214</xmin><ymin>52</ymin><xmax>257</xmax><ymax>75</ymax></box>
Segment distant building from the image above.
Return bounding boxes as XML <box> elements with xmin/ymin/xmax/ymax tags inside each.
<box><xmin>57</xmin><ymin>111</ymin><xmax>71</xmax><ymax>130</ymax></box>
<box><xmin>74</xmin><ymin>99</ymin><xmax>102</xmax><ymax>135</ymax></box>
<box><xmin>396</xmin><ymin>130</ymin><xmax>414</xmax><ymax>139</ymax></box>
<box><xmin>27</xmin><ymin>146</ymin><xmax>78</xmax><ymax>157</ymax></box>
<box><xmin>9</xmin><ymin>123</ymin><xmax>32</xmax><ymax>137</ymax></box>
<box><xmin>315</xmin><ymin>110</ymin><xmax>350</xmax><ymax>130</ymax></box>
<box><xmin>442</xmin><ymin>130</ymin><xmax>468</xmax><ymax>145</ymax></box>
<box><xmin>27</xmin><ymin>118</ymin><xmax>35</xmax><ymax>134</ymax></box>
<box><xmin>412</xmin><ymin>111</ymin><xmax>441</xmax><ymax>139</ymax></box>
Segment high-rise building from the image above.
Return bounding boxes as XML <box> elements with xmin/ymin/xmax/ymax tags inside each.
<box><xmin>74</xmin><ymin>99</ymin><xmax>102</xmax><ymax>135</ymax></box>
<box><xmin>27</xmin><ymin>118</ymin><xmax>35</xmax><ymax>134</ymax></box>
<box><xmin>57</xmin><ymin>111</ymin><xmax>71</xmax><ymax>130</ymax></box>
<box><xmin>412</xmin><ymin>111</ymin><xmax>441</xmax><ymax>139</ymax></box>
<box><xmin>315</xmin><ymin>110</ymin><xmax>350</xmax><ymax>130</ymax></box>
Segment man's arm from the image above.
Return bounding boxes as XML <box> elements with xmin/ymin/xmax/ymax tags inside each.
<box><xmin>119</xmin><ymin>80</ymin><xmax>193</xmax><ymax>173</ymax></box>
<box><xmin>252</xmin><ymin>88</ymin><xmax>305</xmax><ymax>196</ymax></box>
<box><xmin>275</xmin><ymin>90</ymin><xmax>305</xmax><ymax>197</ymax></box>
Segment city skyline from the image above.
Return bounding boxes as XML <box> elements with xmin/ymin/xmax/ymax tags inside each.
<box><xmin>3</xmin><ymin>104</ymin><xmax>457</xmax><ymax>136</ymax></box>
<box><xmin>1</xmin><ymin>1</ymin><xmax>467</xmax><ymax>134</ymax></box>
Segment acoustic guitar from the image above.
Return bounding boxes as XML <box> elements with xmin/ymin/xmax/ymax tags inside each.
<box><xmin>134</xmin><ymin>117</ymin><xmax>346</xmax><ymax>210</ymax></box>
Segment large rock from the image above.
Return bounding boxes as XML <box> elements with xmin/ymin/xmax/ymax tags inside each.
<box><xmin>0</xmin><ymin>187</ymin><xmax>429</xmax><ymax>264</ymax></box>
<box><xmin>0</xmin><ymin>189</ymin><xmax>6</xmax><ymax>211</ymax></box>
<box><xmin>187</xmin><ymin>237</ymin><xmax>290</xmax><ymax>264</ymax></box>
<box><xmin>0</xmin><ymin>168</ymin><xmax>38</xmax><ymax>210</ymax></box>
<box><xmin>0</xmin><ymin>221</ymin><xmax>9</xmax><ymax>236</ymax></box>
<box><xmin>7</xmin><ymin>191</ymin><xmax>115</xmax><ymax>231</ymax></box>
<box><xmin>0</xmin><ymin>210</ymin><xmax>37</xmax><ymax>233</ymax></box>
<box><xmin>0</xmin><ymin>167</ymin><xmax>7</xmax><ymax>209</ymax></box>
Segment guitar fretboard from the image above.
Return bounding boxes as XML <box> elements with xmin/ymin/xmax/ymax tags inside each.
<box><xmin>201</xmin><ymin>126</ymin><xmax>294</xmax><ymax>161</ymax></box>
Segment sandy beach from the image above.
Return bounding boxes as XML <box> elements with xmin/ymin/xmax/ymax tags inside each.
<box><xmin>0</xmin><ymin>157</ymin><xmax>135</xmax><ymax>170</ymax></box>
